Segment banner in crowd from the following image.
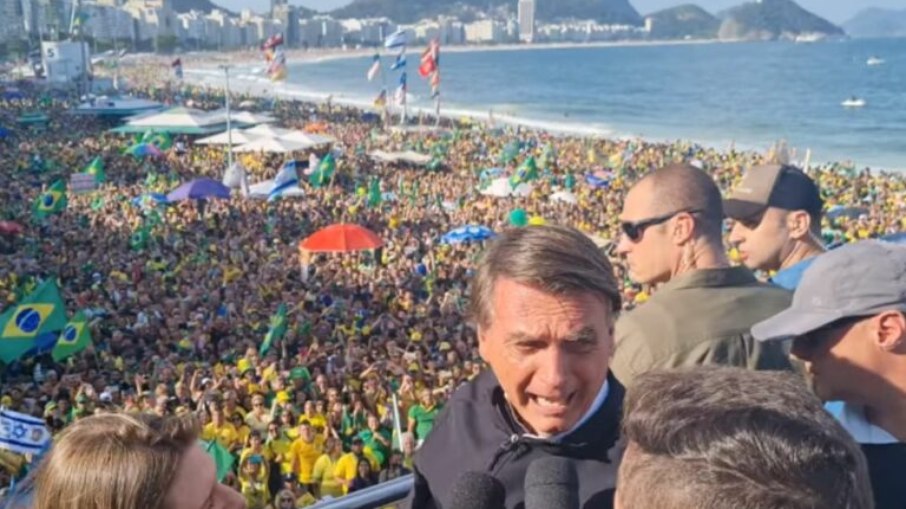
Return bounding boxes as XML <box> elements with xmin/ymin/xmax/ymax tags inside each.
<box><xmin>69</xmin><ymin>173</ymin><xmax>98</xmax><ymax>195</ymax></box>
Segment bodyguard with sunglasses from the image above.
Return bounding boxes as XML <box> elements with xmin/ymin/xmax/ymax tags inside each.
<box><xmin>611</xmin><ymin>163</ymin><xmax>793</xmax><ymax>386</ymax></box>
<box><xmin>753</xmin><ymin>240</ymin><xmax>906</xmax><ymax>509</ymax></box>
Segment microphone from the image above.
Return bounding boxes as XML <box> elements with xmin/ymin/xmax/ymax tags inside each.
<box><xmin>524</xmin><ymin>456</ymin><xmax>580</xmax><ymax>509</ymax></box>
<box><xmin>447</xmin><ymin>471</ymin><xmax>506</xmax><ymax>509</ymax></box>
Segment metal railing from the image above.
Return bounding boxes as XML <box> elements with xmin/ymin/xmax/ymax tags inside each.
<box><xmin>310</xmin><ymin>474</ymin><xmax>413</xmax><ymax>509</ymax></box>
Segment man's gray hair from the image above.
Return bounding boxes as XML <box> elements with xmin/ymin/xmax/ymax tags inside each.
<box><xmin>469</xmin><ymin>225</ymin><xmax>622</xmax><ymax>328</ymax></box>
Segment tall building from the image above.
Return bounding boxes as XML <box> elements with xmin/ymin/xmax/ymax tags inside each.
<box><xmin>269</xmin><ymin>0</ymin><xmax>284</xmax><ymax>18</ymax></box>
<box><xmin>0</xmin><ymin>0</ymin><xmax>27</xmax><ymax>42</ymax></box>
<box><xmin>518</xmin><ymin>0</ymin><xmax>535</xmax><ymax>43</ymax></box>
<box><xmin>272</xmin><ymin>3</ymin><xmax>298</xmax><ymax>47</ymax></box>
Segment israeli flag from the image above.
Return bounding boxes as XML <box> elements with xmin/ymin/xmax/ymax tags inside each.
<box><xmin>267</xmin><ymin>178</ymin><xmax>300</xmax><ymax>202</ymax></box>
<box><xmin>384</xmin><ymin>29</ymin><xmax>407</xmax><ymax>49</ymax></box>
<box><xmin>0</xmin><ymin>409</ymin><xmax>51</xmax><ymax>455</ymax></box>
<box><xmin>391</xmin><ymin>53</ymin><xmax>406</xmax><ymax>71</ymax></box>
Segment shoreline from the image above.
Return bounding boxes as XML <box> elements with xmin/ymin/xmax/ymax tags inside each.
<box><xmin>167</xmin><ymin>40</ymin><xmax>904</xmax><ymax>173</ymax></box>
<box><xmin>178</xmin><ymin>37</ymin><xmax>734</xmax><ymax>69</ymax></box>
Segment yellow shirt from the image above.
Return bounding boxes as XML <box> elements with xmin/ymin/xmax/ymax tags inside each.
<box><xmin>240</xmin><ymin>446</ymin><xmax>273</xmax><ymax>465</ymax></box>
<box><xmin>239</xmin><ymin>464</ymin><xmax>270</xmax><ymax>509</ymax></box>
<box><xmin>311</xmin><ymin>454</ymin><xmax>344</xmax><ymax>499</ymax></box>
<box><xmin>202</xmin><ymin>422</ymin><xmax>239</xmax><ymax>449</ymax></box>
<box><xmin>267</xmin><ymin>436</ymin><xmax>294</xmax><ymax>475</ymax></box>
<box><xmin>290</xmin><ymin>436</ymin><xmax>324</xmax><ymax>484</ymax></box>
<box><xmin>333</xmin><ymin>451</ymin><xmax>380</xmax><ymax>494</ymax></box>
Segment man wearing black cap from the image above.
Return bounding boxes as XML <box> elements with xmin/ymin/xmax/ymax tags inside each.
<box><xmin>725</xmin><ymin>164</ymin><xmax>826</xmax><ymax>290</ymax></box>
<box><xmin>752</xmin><ymin>241</ymin><xmax>906</xmax><ymax>509</ymax></box>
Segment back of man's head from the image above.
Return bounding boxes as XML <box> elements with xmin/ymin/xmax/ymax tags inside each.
<box><xmin>639</xmin><ymin>163</ymin><xmax>725</xmax><ymax>243</ymax></box>
<box><xmin>617</xmin><ymin>367</ymin><xmax>874</xmax><ymax>509</ymax></box>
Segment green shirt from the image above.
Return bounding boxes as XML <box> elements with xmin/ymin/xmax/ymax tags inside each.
<box><xmin>408</xmin><ymin>404</ymin><xmax>441</xmax><ymax>441</ymax></box>
<box><xmin>357</xmin><ymin>428</ymin><xmax>391</xmax><ymax>466</ymax></box>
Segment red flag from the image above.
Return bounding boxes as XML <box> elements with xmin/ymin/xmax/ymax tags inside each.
<box><xmin>419</xmin><ymin>52</ymin><xmax>436</xmax><ymax>78</ymax></box>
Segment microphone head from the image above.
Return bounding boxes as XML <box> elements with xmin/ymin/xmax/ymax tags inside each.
<box><xmin>525</xmin><ymin>456</ymin><xmax>580</xmax><ymax>509</ymax></box>
<box><xmin>448</xmin><ymin>471</ymin><xmax>506</xmax><ymax>509</ymax></box>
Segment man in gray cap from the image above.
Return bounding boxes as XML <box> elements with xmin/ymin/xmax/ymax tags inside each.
<box><xmin>725</xmin><ymin>164</ymin><xmax>825</xmax><ymax>290</ymax></box>
<box><xmin>752</xmin><ymin>240</ymin><xmax>906</xmax><ymax>509</ymax></box>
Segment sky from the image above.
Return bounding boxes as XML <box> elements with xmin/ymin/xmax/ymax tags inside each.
<box><xmin>220</xmin><ymin>0</ymin><xmax>906</xmax><ymax>24</ymax></box>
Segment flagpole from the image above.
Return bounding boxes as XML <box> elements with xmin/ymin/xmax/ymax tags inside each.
<box><xmin>219</xmin><ymin>64</ymin><xmax>233</xmax><ymax>169</ymax></box>
<box><xmin>379</xmin><ymin>51</ymin><xmax>389</xmax><ymax>128</ymax></box>
<box><xmin>401</xmin><ymin>46</ymin><xmax>408</xmax><ymax>126</ymax></box>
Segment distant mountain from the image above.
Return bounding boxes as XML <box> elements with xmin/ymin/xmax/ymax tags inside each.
<box><xmin>171</xmin><ymin>0</ymin><xmax>225</xmax><ymax>14</ymax></box>
<box><xmin>333</xmin><ymin>0</ymin><xmax>643</xmax><ymax>25</ymax></box>
<box><xmin>645</xmin><ymin>4</ymin><xmax>720</xmax><ymax>39</ymax></box>
<box><xmin>717</xmin><ymin>0</ymin><xmax>844</xmax><ymax>41</ymax></box>
<box><xmin>843</xmin><ymin>8</ymin><xmax>906</xmax><ymax>38</ymax></box>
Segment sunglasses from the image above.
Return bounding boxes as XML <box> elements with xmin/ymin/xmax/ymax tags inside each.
<box><xmin>795</xmin><ymin>315</ymin><xmax>867</xmax><ymax>351</ymax></box>
<box><xmin>620</xmin><ymin>209</ymin><xmax>703</xmax><ymax>242</ymax></box>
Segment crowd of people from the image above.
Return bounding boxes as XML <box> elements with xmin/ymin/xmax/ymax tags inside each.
<box><xmin>1</xmin><ymin>57</ymin><xmax>905</xmax><ymax>509</ymax></box>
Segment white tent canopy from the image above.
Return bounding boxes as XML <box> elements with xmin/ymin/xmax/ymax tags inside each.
<box><xmin>125</xmin><ymin>106</ymin><xmax>220</xmax><ymax>128</ymax></box>
<box><xmin>369</xmin><ymin>150</ymin><xmax>433</xmax><ymax>166</ymax></box>
<box><xmin>233</xmin><ymin>138</ymin><xmax>312</xmax><ymax>153</ymax></box>
<box><xmin>480</xmin><ymin>177</ymin><xmax>532</xmax><ymax>198</ymax></box>
<box><xmin>244</xmin><ymin>124</ymin><xmax>296</xmax><ymax>138</ymax></box>
<box><xmin>550</xmin><ymin>190</ymin><xmax>578</xmax><ymax>205</ymax></box>
<box><xmin>205</xmin><ymin>108</ymin><xmax>276</xmax><ymax>125</ymax></box>
<box><xmin>196</xmin><ymin>128</ymin><xmax>265</xmax><ymax>146</ymax></box>
<box><xmin>279</xmin><ymin>131</ymin><xmax>335</xmax><ymax>146</ymax></box>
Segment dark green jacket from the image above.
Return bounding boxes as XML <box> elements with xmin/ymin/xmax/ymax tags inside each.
<box><xmin>612</xmin><ymin>267</ymin><xmax>793</xmax><ymax>386</ymax></box>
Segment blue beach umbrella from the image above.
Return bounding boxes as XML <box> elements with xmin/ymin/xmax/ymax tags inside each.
<box><xmin>441</xmin><ymin>225</ymin><xmax>495</xmax><ymax>245</ymax></box>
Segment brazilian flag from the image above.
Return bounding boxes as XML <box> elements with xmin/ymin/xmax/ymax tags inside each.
<box><xmin>130</xmin><ymin>223</ymin><xmax>151</xmax><ymax>251</ymax></box>
<box><xmin>52</xmin><ymin>310</ymin><xmax>91</xmax><ymax>362</ymax></box>
<box><xmin>309</xmin><ymin>154</ymin><xmax>336</xmax><ymax>188</ymax></box>
<box><xmin>200</xmin><ymin>440</ymin><xmax>234</xmax><ymax>482</ymax></box>
<box><xmin>142</xmin><ymin>130</ymin><xmax>172</xmax><ymax>151</ymax></box>
<box><xmin>85</xmin><ymin>157</ymin><xmax>105</xmax><ymax>184</ymax></box>
<box><xmin>367</xmin><ymin>177</ymin><xmax>382</xmax><ymax>208</ymax></box>
<box><xmin>0</xmin><ymin>279</ymin><xmax>67</xmax><ymax>363</ymax></box>
<box><xmin>509</xmin><ymin>156</ymin><xmax>539</xmax><ymax>188</ymax></box>
<box><xmin>33</xmin><ymin>180</ymin><xmax>67</xmax><ymax>219</ymax></box>
<box><xmin>259</xmin><ymin>303</ymin><xmax>287</xmax><ymax>356</ymax></box>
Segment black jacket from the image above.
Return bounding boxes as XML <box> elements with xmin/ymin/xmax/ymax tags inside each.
<box><xmin>408</xmin><ymin>370</ymin><xmax>624</xmax><ymax>509</ymax></box>
<box><xmin>863</xmin><ymin>443</ymin><xmax>906</xmax><ymax>509</ymax></box>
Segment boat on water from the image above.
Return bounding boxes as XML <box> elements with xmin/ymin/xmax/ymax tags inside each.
<box><xmin>842</xmin><ymin>97</ymin><xmax>866</xmax><ymax>108</ymax></box>
<box><xmin>867</xmin><ymin>57</ymin><xmax>885</xmax><ymax>66</ymax></box>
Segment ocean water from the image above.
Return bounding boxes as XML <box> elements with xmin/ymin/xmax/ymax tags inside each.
<box><xmin>247</xmin><ymin>39</ymin><xmax>906</xmax><ymax>171</ymax></box>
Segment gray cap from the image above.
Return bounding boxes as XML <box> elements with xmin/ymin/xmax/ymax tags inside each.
<box><xmin>753</xmin><ymin>240</ymin><xmax>906</xmax><ymax>341</ymax></box>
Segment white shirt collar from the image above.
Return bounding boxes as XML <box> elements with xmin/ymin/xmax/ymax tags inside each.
<box><xmin>825</xmin><ymin>401</ymin><xmax>900</xmax><ymax>445</ymax></box>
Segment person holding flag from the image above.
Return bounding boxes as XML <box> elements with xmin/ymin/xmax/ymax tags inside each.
<box><xmin>0</xmin><ymin>279</ymin><xmax>67</xmax><ymax>363</ymax></box>
<box><xmin>32</xmin><ymin>180</ymin><xmax>67</xmax><ymax>220</ymax></box>
<box><xmin>51</xmin><ymin>310</ymin><xmax>92</xmax><ymax>362</ymax></box>
<box><xmin>84</xmin><ymin>157</ymin><xmax>105</xmax><ymax>184</ymax></box>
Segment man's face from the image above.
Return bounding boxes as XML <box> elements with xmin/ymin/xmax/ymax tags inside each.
<box><xmin>615</xmin><ymin>182</ymin><xmax>674</xmax><ymax>285</ymax></box>
<box><xmin>478</xmin><ymin>277</ymin><xmax>614</xmax><ymax>437</ymax></box>
<box><xmin>790</xmin><ymin>317</ymin><xmax>875</xmax><ymax>402</ymax></box>
<box><xmin>728</xmin><ymin>207</ymin><xmax>792</xmax><ymax>271</ymax></box>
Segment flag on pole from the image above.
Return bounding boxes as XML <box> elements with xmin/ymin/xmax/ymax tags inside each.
<box><xmin>0</xmin><ymin>279</ymin><xmax>67</xmax><ymax>363</ymax></box>
<box><xmin>373</xmin><ymin>89</ymin><xmax>387</xmax><ymax>108</ymax></box>
<box><xmin>171</xmin><ymin>58</ymin><xmax>183</xmax><ymax>80</ymax></box>
<box><xmin>391</xmin><ymin>52</ymin><xmax>406</xmax><ymax>71</ymax></box>
<box><xmin>366</xmin><ymin>54</ymin><xmax>381</xmax><ymax>81</ymax></box>
<box><xmin>419</xmin><ymin>40</ymin><xmax>439</xmax><ymax>78</ymax></box>
<box><xmin>32</xmin><ymin>180</ymin><xmax>67</xmax><ymax>220</ymax></box>
<box><xmin>52</xmin><ymin>310</ymin><xmax>91</xmax><ymax>362</ymax></box>
<box><xmin>395</xmin><ymin>72</ymin><xmax>407</xmax><ymax>106</ymax></box>
<box><xmin>0</xmin><ymin>409</ymin><xmax>51</xmax><ymax>455</ymax></box>
<box><xmin>260</xmin><ymin>303</ymin><xmax>287</xmax><ymax>355</ymax></box>
<box><xmin>84</xmin><ymin>157</ymin><xmax>105</xmax><ymax>184</ymax></box>
<box><xmin>384</xmin><ymin>29</ymin><xmax>407</xmax><ymax>49</ymax></box>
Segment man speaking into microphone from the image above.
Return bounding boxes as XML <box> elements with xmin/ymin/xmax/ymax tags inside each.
<box><xmin>408</xmin><ymin>226</ymin><xmax>624</xmax><ymax>508</ymax></box>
